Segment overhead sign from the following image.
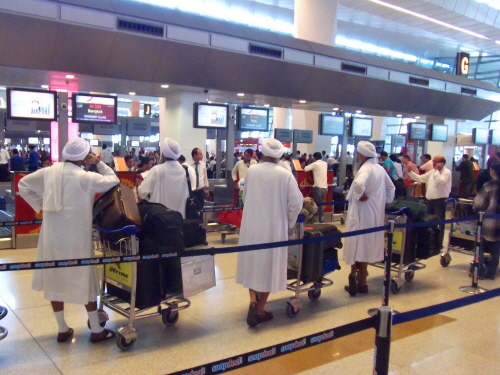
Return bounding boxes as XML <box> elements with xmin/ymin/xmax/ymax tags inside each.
<box><xmin>126</xmin><ymin>117</ymin><xmax>151</xmax><ymax>136</ymax></box>
<box><xmin>456</xmin><ymin>52</ymin><xmax>470</xmax><ymax>76</ymax></box>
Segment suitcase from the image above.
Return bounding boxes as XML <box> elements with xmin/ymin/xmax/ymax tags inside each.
<box><xmin>288</xmin><ymin>224</ymin><xmax>342</xmax><ymax>283</ymax></box>
<box><xmin>415</xmin><ymin>214</ymin><xmax>441</xmax><ymax>259</ymax></box>
<box><xmin>182</xmin><ymin>219</ymin><xmax>208</xmax><ymax>248</ymax></box>
<box><xmin>333</xmin><ymin>187</ymin><xmax>345</xmax><ymax>213</ymax></box>
<box><xmin>93</xmin><ymin>183</ymin><xmax>142</xmax><ymax>230</ymax></box>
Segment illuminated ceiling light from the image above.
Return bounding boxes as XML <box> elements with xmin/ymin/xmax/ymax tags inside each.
<box><xmin>333</xmin><ymin>107</ymin><xmax>339</xmax><ymax>111</ymax></box>
<box><xmin>264</xmin><ymin>104</ymin><xmax>270</xmax><ymax>107</ymax></box>
<box><xmin>129</xmin><ymin>92</ymin><xmax>136</xmax><ymax>95</ymax></box>
<box><xmin>496</xmin><ymin>41</ymin><xmax>500</xmax><ymax>45</ymax></box>
<box><xmin>367</xmin><ymin>0</ymin><xmax>489</xmax><ymax>40</ymax></box>
<box><xmin>161</xmin><ymin>84</ymin><xmax>170</xmax><ymax>88</ymax></box>
<box><xmin>356</xmin><ymin>110</ymin><xmax>362</xmax><ymax>113</ymax></box>
<box><xmin>41</xmin><ymin>85</ymin><xmax>49</xmax><ymax>89</ymax></box>
<box><xmin>65</xmin><ymin>74</ymin><xmax>75</xmax><ymax>79</ymax></box>
<box><xmin>299</xmin><ymin>100</ymin><xmax>307</xmax><ymax>104</ymax></box>
<box><xmin>397</xmin><ymin>114</ymin><xmax>403</xmax><ymax>117</ymax></box>
<box><xmin>208</xmin><ymin>101</ymin><xmax>212</xmax><ymax>104</ymax></box>
<box><xmin>237</xmin><ymin>93</ymin><xmax>245</xmax><ymax>97</ymax></box>
<box><xmin>109</xmin><ymin>93</ymin><xmax>117</xmax><ymax>96</ymax></box>
<box><xmin>415</xmin><ymin>116</ymin><xmax>420</xmax><ymax>119</ymax></box>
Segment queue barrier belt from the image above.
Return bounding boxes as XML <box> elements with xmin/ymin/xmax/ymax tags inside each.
<box><xmin>1</xmin><ymin>213</ymin><xmax>500</xmax><ymax>272</ymax></box>
<box><xmin>169</xmin><ymin>287</ymin><xmax>500</xmax><ymax>375</ymax></box>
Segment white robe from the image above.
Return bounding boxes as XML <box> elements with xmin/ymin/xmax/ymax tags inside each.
<box><xmin>18</xmin><ymin>162</ymin><xmax>119</xmax><ymax>304</ymax></box>
<box><xmin>138</xmin><ymin>161</ymin><xmax>195</xmax><ymax>218</ymax></box>
<box><xmin>343</xmin><ymin>158</ymin><xmax>395</xmax><ymax>265</ymax></box>
<box><xmin>236</xmin><ymin>163</ymin><xmax>303</xmax><ymax>293</ymax></box>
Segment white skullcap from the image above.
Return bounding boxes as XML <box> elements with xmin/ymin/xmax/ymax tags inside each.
<box><xmin>356</xmin><ymin>141</ymin><xmax>377</xmax><ymax>158</ymax></box>
<box><xmin>161</xmin><ymin>137</ymin><xmax>181</xmax><ymax>159</ymax></box>
<box><xmin>262</xmin><ymin>138</ymin><xmax>285</xmax><ymax>158</ymax></box>
<box><xmin>62</xmin><ymin>138</ymin><xmax>90</xmax><ymax>161</ymax></box>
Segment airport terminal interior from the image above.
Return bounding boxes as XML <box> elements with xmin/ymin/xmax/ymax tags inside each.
<box><xmin>2</xmin><ymin>0</ymin><xmax>500</xmax><ymax>374</ymax></box>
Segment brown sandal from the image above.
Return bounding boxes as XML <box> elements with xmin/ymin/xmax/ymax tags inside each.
<box><xmin>57</xmin><ymin>328</ymin><xmax>74</xmax><ymax>343</ymax></box>
<box><xmin>90</xmin><ymin>328</ymin><xmax>116</xmax><ymax>343</ymax></box>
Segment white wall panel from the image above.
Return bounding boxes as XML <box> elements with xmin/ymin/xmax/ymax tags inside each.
<box><xmin>61</xmin><ymin>5</ymin><xmax>115</xmax><ymax>29</ymax></box>
<box><xmin>211</xmin><ymin>34</ymin><xmax>248</xmax><ymax>53</ymax></box>
<box><xmin>389</xmin><ymin>71</ymin><xmax>409</xmax><ymax>83</ymax></box>
<box><xmin>314</xmin><ymin>55</ymin><xmax>342</xmax><ymax>70</ymax></box>
<box><xmin>167</xmin><ymin>25</ymin><xmax>210</xmax><ymax>46</ymax></box>
<box><xmin>367</xmin><ymin>66</ymin><xmax>389</xmax><ymax>80</ymax></box>
<box><xmin>429</xmin><ymin>79</ymin><xmax>446</xmax><ymax>91</ymax></box>
<box><xmin>446</xmin><ymin>82</ymin><xmax>462</xmax><ymax>94</ymax></box>
<box><xmin>0</xmin><ymin>0</ymin><xmax>57</xmax><ymax>19</ymax></box>
<box><xmin>283</xmin><ymin>48</ymin><xmax>314</xmax><ymax>65</ymax></box>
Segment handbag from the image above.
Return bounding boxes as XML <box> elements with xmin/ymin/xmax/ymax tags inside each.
<box><xmin>182</xmin><ymin>165</ymin><xmax>200</xmax><ymax>219</ymax></box>
<box><xmin>93</xmin><ymin>183</ymin><xmax>142</xmax><ymax>230</ymax></box>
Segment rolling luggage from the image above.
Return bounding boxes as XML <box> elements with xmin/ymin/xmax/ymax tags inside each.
<box><xmin>182</xmin><ymin>219</ymin><xmax>208</xmax><ymax>248</ymax></box>
<box><xmin>93</xmin><ymin>183</ymin><xmax>142</xmax><ymax>230</ymax></box>
<box><xmin>415</xmin><ymin>214</ymin><xmax>441</xmax><ymax>259</ymax></box>
<box><xmin>333</xmin><ymin>187</ymin><xmax>345</xmax><ymax>213</ymax></box>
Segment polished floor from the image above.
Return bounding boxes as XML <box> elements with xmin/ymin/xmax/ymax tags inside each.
<box><xmin>0</xmin><ymin>219</ymin><xmax>499</xmax><ymax>375</ymax></box>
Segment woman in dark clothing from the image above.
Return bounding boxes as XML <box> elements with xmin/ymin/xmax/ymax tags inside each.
<box><xmin>476</xmin><ymin>157</ymin><xmax>494</xmax><ymax>193</ymax></box>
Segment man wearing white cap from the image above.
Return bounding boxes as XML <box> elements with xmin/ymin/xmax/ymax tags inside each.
<box><xmin>236</xmin><ymin>138</ymin><xmax>303</xmax><ymax>327</ymax></box>
<box><xmin>19</xmin><ymin>138</ymin><xmax>119</xmax><ymax>343</ymax></box>
<box><xmin>138</xmin><ymin>137</ymin><xmax>195</xmax><ymax>218</ymax></box>
<box><xmin>343</xmin><ymin>141</ymin><xmax>395</xmax><ymax>296</ymax></box>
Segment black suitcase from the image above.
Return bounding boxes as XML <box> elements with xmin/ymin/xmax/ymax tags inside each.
<box><xmin>333</xmin><ymin>187</ymin><xmax>345</xmax><ymax>213</ymax></box>
<box><xmin>415</xmin><ymin>214</ymin><xmax>441</xmax><ymax>259</ymax></box>
<box><xmin>182</xmin><ymin>219</ymin><xmax>208</xmax><ymax>248</ymax></box>
<box><xmin>288</xmin><ymin>224</ymin><xmax>342</xmax><ymax>283</ymax></box>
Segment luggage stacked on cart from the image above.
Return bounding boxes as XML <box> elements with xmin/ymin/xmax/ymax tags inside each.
<box><xmin>287</xmin><ymin>223</ymin><xmax>342</xmax><ymax>283</ymax></box>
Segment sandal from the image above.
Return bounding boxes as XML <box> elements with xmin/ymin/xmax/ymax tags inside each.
<box><xmin>246</xmin><ymin>303</ymin><xmax>259</xmax><ymax>327</ymax></box>
<box><xmin>90</xmin><ymin>328</ymin><xmax>116</xmax><ymax>343</ymax></box>
<box><xmin>257</xmin><ymin>311</ymin><xmax>273</xmax><ymax>323</ymax></box>
<box><xmin>345</xmin><ymin>273</ymin><xmax>358</xmax><ymax>296</ymax></box>
<box><xmin>57</xmin><ymin>328</ymin><xmax>74</xmax><ymax>343</ymax></box>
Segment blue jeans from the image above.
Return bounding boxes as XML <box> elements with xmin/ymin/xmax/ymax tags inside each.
<box><xmin>480</xmin><ymin>239</ymin><xmax>500</xmax><ymax>279</ymax></box>
<box><xmin>313</xmin><ymin>187</ymin><xmax>327</xmax><ymax>223</ymax></box>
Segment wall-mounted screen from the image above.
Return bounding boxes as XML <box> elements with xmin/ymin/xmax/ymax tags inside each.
<box><xmin>89</xmin><ymin>139</ymin><xmax>99</xmax><ymax>146</ymax></box>
<box><xmin>275</xmin><ymin>128</ymin><xmax>293</xmax><ymax>143</ymax></box>
<box><xmin>430</xmin><ymin>124</ymin><xmax>448</xmax><ymax>142</ymax></box>
<box><xmin>7</xmin><ymin>88</ymin><xmax>57</xmax><ymax>121</ymax></box>
<box><xmin>93</xmin><ymin>123</ymin><xmax>120</xmax><ymax>135</ymax></box>
<box><xmin>351</xmin><ymin>117</ymin><xmax>373</xmax><ymax>138</ymax></box>
<box><xmin>490</xmin><ymin>130</ymin><xmax>500</xmax><ymax>145</ymax></box>
<box><xmin>194</xmin><ymin>103</ymin><xmax>228</xmax><ymax>129</ymax></box>
<box><xmin>392</xmin><ymin>135</ymin><xmax>406</xmax><ymax>148</ymax></box>
<box><xmin>43</xmin><ymin>138</ymin><xmax>50</xmax><ymax>145</ymax></box>
<box><xmin>293</xmin><ymin>129</ymin><xmax>313</xmax><ymax>144</ymax></box>
<box><xmin>72</xmin><ymin>93</ymin><xmax>117</xmax><ymax>124</ymax></box>
<box><xmin>408</xmin><ymin>122</ymin><xmax>427</xmax><ymax>140</ymax></box>
<box><xmin>472</xmin><ymin>128</ymin><xmax>489</xmax><ymax>144</ymax></box>
<box><xmin>238</xmin><ymin>107</ymin><xmax>269</xmax><ymax>131</ymax></box>
<box><xmin>126</xmin><ymin>117</ymin><xmax>151</xmax><ymax>136</ymax></box>
<box><xmin>130</xmin><ymin>140</ymin><xmax>140</xmax><ymax>147</ymax></box>
<box><xmin>319</xmin><ymin>114</ymin><xmax>344</xmax><ymax>136</ymax></box>
<box><xmin>28</xmin><ymin>137</ymin><xmax>38</xmax><ymax>144</ymax></box>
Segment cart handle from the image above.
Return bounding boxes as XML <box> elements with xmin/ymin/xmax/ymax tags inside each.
<box><xmin>445</xmin><ymin>198</ymin><xmax>457</xmax><ymax>203</ymax></box>
<box><xmin>93</xmin><ymin>225</ymin><xmax>139</xmax><ymax>236</ymax></box>
<box><xmin>385</xmin><ymin>207</ymin><xmax>409</xmax><ymax>215</ymax></box>
<box><xmin>296</xmin><ymin>214</ymin><xmax>307</xmax><ymax>223</ymax></box>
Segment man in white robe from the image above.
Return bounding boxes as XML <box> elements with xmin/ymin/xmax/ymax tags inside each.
<box><xmin>19</xmin><ymin>138</ymin><xmax>119</xmax><ymax>343</ymax></box>
<box><xmin>138</xmin><ymin>138</ymin><xmax>196</xmax><ymax>218</ymax></box>
<box><xmin>343</xmin><ymin>141</ymin><xmax>395</xmax><ymax>296</ymax></box>
<box><xmin>236</xmin><ymin>138</ymin><xmax>303</xmax><ymax>327</ymax></box>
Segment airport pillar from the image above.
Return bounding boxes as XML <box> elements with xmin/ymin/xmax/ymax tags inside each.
<box><xmin>57</xmin><ymin>92</ymin><xmax>69</xmax><ymax>162</ymax></box>
<box><xmin>294</xmin><ymin>0</ymin><xmax>338</xmax><ymax>46</ymax></box>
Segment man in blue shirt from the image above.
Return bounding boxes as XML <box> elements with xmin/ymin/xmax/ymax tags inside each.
<box><xmin>10</xmin><ymin>149</ymin><xmax>25</xmax><ymax>171</ymax></box>
<box><xmin>380</xmin><ymin>151</ymin><xmax>396</xmax><ymax>179</ymax></box>
<box><xmin>28</xmin><ymin>145</ymin><xmax>39</xmax><ymax>172</ymax></box>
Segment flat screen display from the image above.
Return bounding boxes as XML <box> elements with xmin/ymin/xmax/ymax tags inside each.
<box><xmin>490</xmin><ymin>130</ymin><xmax>500</xmax><ymax>145</ymax></box>
<box><xmin>239</xmin><ymin>107</ymin><xmax>269</xmax><ymax>131</ymax></box>
<box><xmin>7</xmin><ymin>88</ymin><xmax>57</xmax><ymax>121</ymax></box>
<box><xmin>194</xmin><ymin>103</ymin><xmax>228</xmax><ymax>129</ymax></box>
<box><xmin>72</xmin><ymin>93</ymin><xmax>117</xmax><ymax>124</ymax></box>
<box><xmin>408</xmin><ymin>122</ymin><xmax>427</xmax><ymax>140</ymax></box>
<box><xmin>28</xmin><ymin>137</ymin><xmax>38</xmax><ymax>144</ymax></box>
<box><xmin>293</xmin><ymin>129</ymin><xmax>313</xmax><ymax>144</ymax></box>
<box><xmin>351</xmin><ymin>117</ymin><xmax>373</xmax><ymax>138</ymax></box>
<box><xmin>89</xmin><ymin>139</ymin><xmax>99</xmax><ymax>146</ymax></box>
<box><xmin>430</xmin><ymin>124</ymin><xmax>448</xmax><ymax>142</ymax></box>
<box><xmin>130</xmin><ymin>140</ymin><xmax>140</xmax><ymax>147</ymax></box>
<box><xmin>319</xmin><ymin>114</ymin><xmax>344</xmax><ymax>136</ymax></box>
<box><xmin>275</xmin><ymin>128</ymin><xmax>293</xmax><ymax>143</ymax></box>
<box><xmin>472</xmin><ymin>128</ymin><xmax>488</xmax><ymax>144</ymax></box>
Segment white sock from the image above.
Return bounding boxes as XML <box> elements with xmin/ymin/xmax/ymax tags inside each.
<box><xmin>87</xmin><ymin>310</ymin><xmax>104</xmax><ymax>334</ymax></box>
<box><xmin>54</xmin><ymin>310</ymin><xmax>69</xmax><ymax>333</ymax></box>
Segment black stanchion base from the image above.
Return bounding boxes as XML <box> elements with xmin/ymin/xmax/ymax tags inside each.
<box><xmin>460</xmin><ymin>286</ymin><xmax>488</xmax><ymax>294</ymax></box>
<box><xmin>368</xmin><ymin>308</ymin><xmax>400</xmax><ymax>317</ymax></box>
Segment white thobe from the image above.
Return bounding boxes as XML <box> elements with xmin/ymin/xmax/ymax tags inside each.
<box><xmin>138</xmin><ymin>161</ymin><xmax>194</xmax><ymax>218</ymax></box>
<box><xmin>343</xmin><ymin>158</ymin><xmax>395</xmax><ymax>265</ymax></box>
<box><xmin>19</xmin><ymin>162</ymin><xmax>119</xmax><ymax>304</ymax></box>
<box><xmin>278</xmin><ymin>160</ymin><xmax>292</xmax><ymax>173</ymax></box>
<box><xmin>236</xmin><ymin>163</ymin><xmax>303</xmax><ymax>293</ymax></box>
<box><xmin>231</xmin><ymin>159</ymin><xmax>257</xmax><ymax>181</ymax></box>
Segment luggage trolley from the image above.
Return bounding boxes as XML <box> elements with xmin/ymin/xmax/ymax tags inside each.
<box><xmin>286</xmin><ymin>216</ymin><xmax>341</xmax><ymax>318</ymax></box>
<box><xmin>93</xmin><ymin>225</ymin><xmax>191</xmax><ymax>351</ymax></box>
<box><xmin>372</xmin><ymin>207</ymin><xmax>426</xmax><ymax>294</ymax></box>
<box><xmin>440</xmin><ymin>198</ymin><xmax>477</xmax><ymax>267</ymax></box>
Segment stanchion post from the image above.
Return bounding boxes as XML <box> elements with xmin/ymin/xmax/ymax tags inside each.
<box><xmin>460</xmin><ymin>211</ymin><xmax>487</xmax><ymax>294</ymax></box>
<box><xmin>382</xmin><ymin>219</ymin><xmax>395</xmax><ymax>307</ymax></box>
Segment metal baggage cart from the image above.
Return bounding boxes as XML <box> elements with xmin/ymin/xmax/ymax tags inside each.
<box><xmin>286</xmin><ymin>216</ymin><xmax>339</xmax><ymax>318</ymax></box>
<box><xmin>440</xmin><ymin>198</ymin><xmax>477</xmax><ymax>267</ymax></box>
<box><xmin>0</xmin><ymin>306</ymin><xmax>7</xmax><ymax>341</ymax></box>
<box><xmin>93</xmin><ymin>225</ymin><xmax>191</xmax><ymax>351</ymax></box>
<box><xmin>371</xmin><ymin>207</ymin><xmax>426</xmax><ymax>294</ymax></box>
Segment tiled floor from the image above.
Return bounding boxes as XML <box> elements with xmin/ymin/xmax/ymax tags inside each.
<box><xmin>0</xmin><ymin>221</ymin><xmax>498</xmax><ymax>375</ymax></box>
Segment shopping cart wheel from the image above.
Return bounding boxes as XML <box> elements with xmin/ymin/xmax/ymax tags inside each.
<box><xmin>390</xmin><ymin>279</ymin><xmax>401</xmax><ymax>294</ymax></box>
<box><xmin>221</xmin><ymin>233</ymin><xmax>226</xmax><ymax>243</ymax></box>
<box><xmin>286</xmin><ymin>302</ymin><xmax>300</xmax><ymax>318</ymax></box>
<box><xmin>440</xmin><ymin>253</ymin><xmax>451</xmax><ymax>267</ymax></box>
<box><xmin>307</xmin><ymin>289</ymin><xmax>321</xmax><ymax>301</ymax></box>
<box><xmin>116</xmin><ymin>332</ymin><xmax>136</xmax><ymax>351</ymax></box>
<box><xmin>340</xmin><ymin>217</ymin><xmax>345</xmax><ymax>225</ymax></box>
<box><xmin>161</xmin><ymin>308</ymin><xmax>179</xmax><ymax>326</ymax></box>
<box><xmin>87</xmin><ymin>309</ymin><xmax>108</xmax><ymax>330</ymax></box>
<box><xmin>404</xmin><ymin>266</ymin><xmax>415</xmax><ymax>282</ymax></box>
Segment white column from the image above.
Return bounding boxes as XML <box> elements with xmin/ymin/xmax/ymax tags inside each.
<box><xmin>273</xmin><ymin>107</ymin><xmax>289</xmax><ymax>131</ymax></box>
<box><xmin>294</xmin><ymin>0</ymin><xmax>338</xmax><ymax>46</ymax></box>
